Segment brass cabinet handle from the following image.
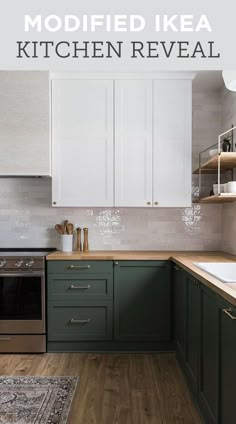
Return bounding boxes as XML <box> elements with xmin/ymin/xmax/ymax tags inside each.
<box><xmin>0</xmin><ymin>337</ymin><xmax>12</xmax><ymax>341</ymax></box>
<box><xmin>68</xmin><ymin>265</ymin><xmax>91</xmax><ymax>269</ymax></box>
<box><xmin>223</xmin><ymin>308</ymin><xmax>236</xmax><ymax>320</ymax></box>
<box><xmin>70</xmin><ymin>318</ymin><xmax>91</xmax><ymax>324</ymax></box>
<box><xmin>154</xmin><ymin>202</ymin><xmax>159</xmax><ymax>205</ymax></box>
<box><xmin>146</xmin><ymin>202</ymin><xmax>151</xmax><ymax>205</ymax></box>
<box><xmin>70</xmin><ymin>285</ymin><xmax>91</xmax><ymax>290</ymax></box>
<box><xmin>114</xmin><ymin>262</ymin><xmax>119</xmax><ymax>266</ymax></box>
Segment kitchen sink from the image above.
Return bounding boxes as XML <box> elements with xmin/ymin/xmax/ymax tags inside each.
<box><xmin>194</xmin><ymin>262</ymin><xmax>236</xmax><ymax>283</ymax></box>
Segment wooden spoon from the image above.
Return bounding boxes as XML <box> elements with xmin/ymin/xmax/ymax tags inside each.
<box><xmin>66</xmin><ymin>223</ymin><xmax>74</xmax><ymax>235</ymax></box>
<box><xmin>55</xmin><ymin>224</ymin><xmax>64</xmax><ymax>235</ymax></box>
<box><xmin>63</xmin><ymin>220</ymin><xmax>69</xmax><ymax>234</ymax></box>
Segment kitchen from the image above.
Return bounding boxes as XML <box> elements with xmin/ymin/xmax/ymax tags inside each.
<box><xmin>0</xmin><ymin>70</ymin><xmax>236</xmax><ymax>423</ymax></box>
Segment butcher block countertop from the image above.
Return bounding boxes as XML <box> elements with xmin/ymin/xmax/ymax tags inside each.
<box><xmin>46</xmin><ymin>250</ymin><xmax>236</xmax><ymax>306</ymax></box>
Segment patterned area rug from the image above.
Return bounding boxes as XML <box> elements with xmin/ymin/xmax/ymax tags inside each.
<box><xmin>0</xmin><ymin>376</ymin><xmax>78</xmax><ymax>424</ymax></box>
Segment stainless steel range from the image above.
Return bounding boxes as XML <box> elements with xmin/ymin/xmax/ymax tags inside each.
<box><xmin>0</xmin><ymin>249</ymin><xmax>54</xmax><ymax>353</ymax></box>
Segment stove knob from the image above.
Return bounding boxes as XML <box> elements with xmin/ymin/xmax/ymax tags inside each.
<box><xmin>0</xmin><ymin>260</ymin><xmax>6</xmax><ymax>268</ymax></box>
<box><xmin>15</xmin><ymin>260</ymin><xmax>24</xmax><ymax>268</ymax></box>
<box><xmin>25</xmin><ymin>260</ymin><xmax>34</xmax><ymax>268</ymax></box>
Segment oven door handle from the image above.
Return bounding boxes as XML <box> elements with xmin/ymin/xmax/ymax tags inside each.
<box><xmin>0</xmin><ymin>272</ymin><xmax>44</xmax><ymax>277</ymax></box>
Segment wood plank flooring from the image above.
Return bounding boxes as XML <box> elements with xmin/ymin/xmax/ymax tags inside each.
<box><xmin>0</xmin><ymin>353</ymin><xmax>202</xmax><ymax>424</ymax></box>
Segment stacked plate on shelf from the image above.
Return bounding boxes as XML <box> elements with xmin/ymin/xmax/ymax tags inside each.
<box><xmin>213</xmin><ymin>181</ymin><xmax>236</xmax><ymax>194</ymax></box>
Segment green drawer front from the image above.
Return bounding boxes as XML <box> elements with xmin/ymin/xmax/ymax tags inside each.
<box><xmin>47</xmin><ymin>274</ymin><xmax>113</xmax><ymax>300</ymax></box>
<box><xmin>47</xmin><ymin>301</ymin><xmax>113</xmax><ymax>341</ymax></box>
<box><xmin>47</xmin><ymin>260</ymin><xmax>113</xmax><ymax>274</ymax></box>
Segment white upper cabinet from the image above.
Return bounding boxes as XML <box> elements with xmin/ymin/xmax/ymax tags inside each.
<box><xmin>115</xmin><ymin>80</ymin><xmax>153</xmax><ymax>207</ymax></box>
<box><xmin>0</xmin><ymin>71</ymin><xmax>50</xmax><ymax>176</ymax></box>
<box><xmin>52</xmin><ymin>79</ymin><xmax>114</xmax><ymax>207</ymax></box>
<box><xmin>51</xmin><ymin>73</ymin><xmax>193</xmax><ymax>208</ymax></box>
<box><xmin>153</xmin><ymin>79</ymin><xmax>192</xmax><ymax>207</ymax></box>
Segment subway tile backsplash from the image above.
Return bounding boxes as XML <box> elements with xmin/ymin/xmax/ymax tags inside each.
<box><xmin>0</xmin><ymin>178</ymin><xmax>223</xmax><ymax>251</ymax></box>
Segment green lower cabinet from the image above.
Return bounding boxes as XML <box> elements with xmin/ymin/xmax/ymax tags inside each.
<box><xmin>47</xmin><ymin>259</ymin><xmax>172</xmax><ymax>351</ymax></box>
<box><xmin>114</xmin><ymin>261</ymin><xmax>171</xmax><ymax>341</ymax></box>
<box><xmin>174</xmin><ymin>268</ymin><xmax>236</xmax><ymax>424</ymax></box>
<box><xmin>48</xmin><ymin>301</ymin><xmax>113</xmax><ymax>341</ymax></box>
<box><xmin>185</xmin><ymin>275</ymin><xmax>201</xmax><ymax>393</ymax></box>
<box><xmin>200</xmin><ymin>286</ymin><xmax>219</xmax><ymax>424</ymax></box>
<box><xmin>219</xmin><ymin>300</ymin><xmax>236</xmax><ymax>424</ymax></box>
<box><xmin>174</xmin><ymin>265</ymin><xmax>187</xmax><ymax>361</ymax></box>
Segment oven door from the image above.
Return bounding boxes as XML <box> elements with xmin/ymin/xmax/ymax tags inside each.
<box><xmin>0</xmin><ymin>271</ymin><xmax>45</xmax><ymax>334</ymax></box>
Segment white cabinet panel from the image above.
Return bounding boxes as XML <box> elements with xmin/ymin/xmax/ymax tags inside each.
<box><xmin>153</xmin><ymin>80</ymin><xmax>192</xmax><ymax>207</ymax></box>
<box><xmin>115</xmin><ymin>80</ymin><xmax>153</xmax><ymax>207</ymax></box>
<box><xmin>0</xmin><ymin>71</ymin><xmax>50</xmax><ymax>176</ymax></box>
<box><xmin>52</xmin><ymin>79</ymin><xmax>113</xmax><ymax>207</ymax></box>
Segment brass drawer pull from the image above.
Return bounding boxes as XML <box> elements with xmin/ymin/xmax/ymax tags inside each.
<box><xmin>0</xmin><ymin>337</ymin><xmax>12</xmax><ymax>341</ymax></box>
<box><xmin>70</xmin><ymin>318</ymin><xmax>91</xmax><ymax>324</ymax></box>
<box><xmin>223</xmin><ymin>308</ymin><xmax>236</xmax><ymax>320</ymax></box>
<box><xmin>68</xmin><ymin>265</ymin><xmax>91</xmax><ymax>270</ymax></box>
<box><xmin>70</xmin><ymin>285</ymin><xmax>91</xmax><ymax>290</ymax></box>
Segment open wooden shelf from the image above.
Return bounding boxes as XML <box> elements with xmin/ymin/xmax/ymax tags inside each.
<box><xmin>200</xmin><ymin>193</ymin><xmax>236</xmax><ymax>203</ymax></box>
<box><xmin>193</xmin><ymin>152</ymin><xmax>236</xmax><ymax>174</ymax></box>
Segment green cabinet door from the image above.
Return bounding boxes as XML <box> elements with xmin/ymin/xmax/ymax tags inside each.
<box><xmin>114</xmin><ymin>261</ymin><xmax>171</xmax><ymax>341</ymax></box>
<box><xmin>219</xmin><ymin>300</ymin><xmax>236</xmax><ymax>424</ymax></box>
<box><xmin>186</xmin><ymin>275</ymin><xmax>201</xmax><ymax>392</ymax></box>
<box><xmin>174</xmin><ymin>265</ymin><xmax>187</xmax><ymax>361</ymax></box>
<box><xmin>200</xmin><ymin>286</ymin><xmax>219</xmax><ymax>424</ymax></box>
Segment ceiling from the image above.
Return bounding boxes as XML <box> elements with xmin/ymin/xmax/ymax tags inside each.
<box><xmin>193</xmin><ymin>71</ymin><xmax>224</xmax><ymax>92</ymax></box>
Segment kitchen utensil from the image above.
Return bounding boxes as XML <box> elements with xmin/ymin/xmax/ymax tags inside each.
<box><xmin>83</xmin><ymin>228</ymin><xmax>89</xmax><ymax>252</ymax></box>
<box><xmin>222</xmin><ymin>138</ymin><xmax>231</xmax><ymax>152</ymax></box>
<box><xmin>55</xmin><ymin>224</ymin><xmax>64</xmax><ymax>235</ymax></box>
<box><xmin>60</xmin><ymin>235</ymin><xmax>73</xmax><ymax>252</ymax></box>
<box><xmin>76</xmin><ymin>227</ymin><xmax>82</xmax><ymax>251</ymax></box>
<box><xmin>63</xmin><ymin>220</ymin><xmax>69</xmax><ymax>234</ymax></box>
<box><xmin>66</xmin><ymin>223</ymin><xmax>74</xmax><ymax>235</ymax></box>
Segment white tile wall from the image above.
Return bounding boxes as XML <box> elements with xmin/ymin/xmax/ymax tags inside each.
<box><xmin>0</xmin><ymin>78</ymin><xmax>226</xmax><ymax>252</ymax></box>
<box><xmin>0</xmin><ymin>178</ymin><xmax>223</xmax><ymax>250</ymax></box>
<box><xmin>192</xmin><ymin>90</ymin><xmax>222</xmax><ymax>171</ymax></box>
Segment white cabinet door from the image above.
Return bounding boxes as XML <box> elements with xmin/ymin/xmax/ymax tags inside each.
<box><xmin>115</xmin><ymin>80</ymin><xmax>153</xmax><ymax>207</ymax></box>
<box><xmin>153</xmin><ymin>79</ymin><xmax>192</xmax><ymax>207</ymax></box>
<box><xmin>52</xmin><ymin>79</ymin><xmax>113</xmax><ymax>207</ymax></box>
<box><xmin>0</xmin><ymin>71</ymin><xmax>50</xmax><ymax>176</ymax></box>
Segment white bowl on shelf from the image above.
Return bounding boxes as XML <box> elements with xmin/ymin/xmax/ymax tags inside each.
<box><xmin>226</xmin><ymin>181</ymin><xmax>236</xmax><ymax>193</ymax></box>
<box><xmin>213</xmin><ymin>184</ymin><xmax>224</xmax><ymax>195</ymax></box>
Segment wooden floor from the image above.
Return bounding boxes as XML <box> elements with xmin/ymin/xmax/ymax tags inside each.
<box><xmin>0</xmin><ymin>353</ymin><xmax>202</xmax><ymax>424</ymax></box>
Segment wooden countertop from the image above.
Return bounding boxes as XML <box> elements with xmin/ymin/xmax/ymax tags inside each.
<box><xmin>47</xmin><ymin>250</ymin><xmax>185</xmax><ymax>261</ymax></box>
<box><xmin>46</xmin><ymin>250</ymin><xmax>236</xmax><ymax>306</ymax></box>
<box><xmin>47</xmin><ymin>250</ymin><xmax>233</xmax><ymax>261</ymax></box>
